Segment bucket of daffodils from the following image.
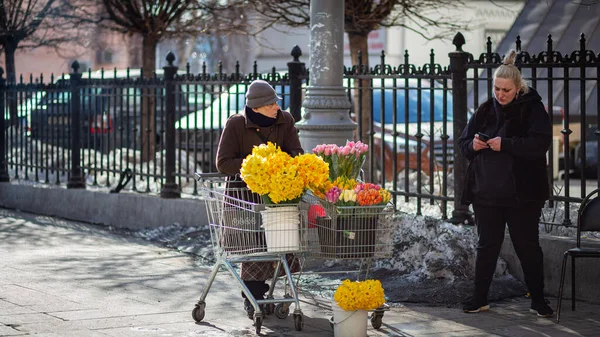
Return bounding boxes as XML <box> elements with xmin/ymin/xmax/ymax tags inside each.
<box><xmin>331</xmin><ymin>279</ymin><xmax>386</xmax><ymax>337</ymax></box>
<box><xmin>240</xmin><ymin>142</ymin><xmax>329</xmax><ymax>252</ymax></box>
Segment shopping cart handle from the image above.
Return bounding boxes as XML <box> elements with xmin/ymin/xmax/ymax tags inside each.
<box><xmin>194</xmin><ymin>172</ymin><xmax>229</xmax><ymax>181</ymax></box>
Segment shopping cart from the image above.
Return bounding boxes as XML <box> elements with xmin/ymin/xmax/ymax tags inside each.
<box><xmin>303</xmin><ymin>192</ymin><xmax>396</xmax><ymax>330</ymax></box>
<box><xmin>191</xmin><ymin>173</ymin><xmax>308</xmax><ymax>334</ymax></box>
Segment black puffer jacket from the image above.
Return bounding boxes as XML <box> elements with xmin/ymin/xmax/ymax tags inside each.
<box><xmin>458</xmin><ymin>88</ymin><xmax>552</xmax><ymax>207</ymax></box>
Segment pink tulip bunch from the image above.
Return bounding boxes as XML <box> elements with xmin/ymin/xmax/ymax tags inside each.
<box><xmin>312</xmin><ymin>141</ymin><xmax>369</xmax><ymax>181</ymax></box>
<box><xmin>312</xmin><ymin>144</ymin><xmax>339</xmax><ymax>156</ymax></box>
<box><xmin>338</xmin><ymin>141</ymin><xmax>369</xmax><ymax>157</ymax></box>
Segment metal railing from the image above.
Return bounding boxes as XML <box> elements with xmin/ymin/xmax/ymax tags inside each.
<box><xmin>2</xmin><ymin>36</ymin><xmax>599</xmax><ymax>227</ymax></box>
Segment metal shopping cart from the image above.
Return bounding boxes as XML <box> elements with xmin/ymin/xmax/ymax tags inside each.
<box><xmin>302</xmin><ymin>192</ymin><xmax>396</xmax><ymax>330</ymax></box>
<box><xmin>191</xmin><ymin>173</ymin><xmax>308</xmax><ymax>334</ymax></box>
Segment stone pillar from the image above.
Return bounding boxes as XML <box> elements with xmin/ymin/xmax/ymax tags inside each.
<box><xmin>296</xmin><ymin>0</ymin><xmax>356</xmax><ymax>153</ymax></box>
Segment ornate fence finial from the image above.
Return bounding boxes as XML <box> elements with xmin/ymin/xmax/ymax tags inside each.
<box><xmin>452</xmin><ymin>32</ymin><xmax>466</xmax><ymax>52</ymax></box>
<box><xmin>291</xmin><ymin>45</ymin><xmax>302</xmax><ymax>62</ymax></box>
<box><xmin>166</xmin><ymin>52</ymin><xmax>175</xmax><ymax>66</ymax></box>
<box><xmin>71</xmin><ymin>61</ymin><xmax>80</xmax><ymax>73</ymax></box>
<box><xmin>516</xmin><ymin>35</ymin><xmax>522</xmax><ymax>52</ymax></box>
<box><xmin>486</xmin><ymin>37</ymin><xmax>492</xmax><ymax>54</ymax></box>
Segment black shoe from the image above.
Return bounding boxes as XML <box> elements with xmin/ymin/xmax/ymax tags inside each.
<box><xmin>530</xmin><ymin>299</ymin><xmax>554</xmax><ymax>318</ymax></box>
<box><xmin>463</xmin><ymin>298</ymin><xmax>490</xmax><ymax>313</ymax></box>
<box><xmin>244</xmin><ymin>298</ymin><xmax>254</xmax><ymax>319</ymax></box>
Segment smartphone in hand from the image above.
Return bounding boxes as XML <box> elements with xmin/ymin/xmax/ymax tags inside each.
<box><xmin>477</xmin><ymin>132</ymin><xmax>491</xmax><ymax>142</ymax></box>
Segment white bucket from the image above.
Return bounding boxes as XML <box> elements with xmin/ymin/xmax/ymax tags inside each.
<box><xmin>332</xmin><ymin>301</ymin><xmax>368</xmax><ymax>337</ymax></box>
<box><xmin>261</xmin><ymin>206</ymin><xmax>300</xmax><ymax>252</ymax></box>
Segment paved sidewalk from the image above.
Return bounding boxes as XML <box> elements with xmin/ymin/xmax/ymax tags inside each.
<box><xmin>1</xmin><ymin>208</ymin><xmax>599</xmax><ymax>337</ymax></box>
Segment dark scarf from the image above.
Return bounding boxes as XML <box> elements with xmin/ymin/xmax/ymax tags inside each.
<box><xmin>245</xmin><ymin>106</ymin><xmax>279</xmax><ymax>127</ymax></box>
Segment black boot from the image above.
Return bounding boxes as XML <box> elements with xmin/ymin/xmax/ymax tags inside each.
<box><xmin>242</xmin><ymin>281</ymin><xmax>268</xmax><ymax>319</ymax></box>
<box><xmin>243</xmin><ymin>298</ymin><xmax>254</xmax><ymax>319</ymax></box>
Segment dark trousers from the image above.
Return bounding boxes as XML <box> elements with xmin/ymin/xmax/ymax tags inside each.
<box><xmin>472</xmin><ymin>204</ymin><xmax>545</xmax><ymax>302</ymax></box>
<box><xmin>242</xmin><ymin>281</ymin><xmax>269</xmax><ymax>300</ymax></box>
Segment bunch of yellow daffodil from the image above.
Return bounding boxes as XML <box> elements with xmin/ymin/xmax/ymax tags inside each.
<box><xmin>333</xmin><ymin>279</ymin><xmax>385</xmax><ymax>311</ymax></box>
<box><xmin>241</xmin><ymin>142</ymin><xmax>329</xmax><ymax>204</ymax></box>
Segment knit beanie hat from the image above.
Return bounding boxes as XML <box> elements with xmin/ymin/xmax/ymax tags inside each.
<box><xmin>245</xmin><ymin>80</ymin><xmax>282</xmax><ymax>109</ymax></box>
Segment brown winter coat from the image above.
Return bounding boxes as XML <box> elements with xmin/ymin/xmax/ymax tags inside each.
<box><xmin>216</xmin><ymin>110</ymin><xmax>303</xmax><ymax>175</ymax></box>
<box><xmin>216</xmin><ymin>108</ymin><xmax>303</xmax><ymax>281</ymax></box>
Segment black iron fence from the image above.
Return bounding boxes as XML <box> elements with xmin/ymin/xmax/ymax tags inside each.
<box><xmin>466</xmin><ymin>33</ymin><xmax>600</xmax><ymax>226</ymax></box>
<box><xmin>0</xmin><ymin>48</ymin><xmax>307</xmax><ymax>197</ymax></box>
<box><xmin>1</xmin><ymin>34</ymin><xmax>599</xmax><ymax>227</ymax></box>
<box><xmin>345</xmin><ymin>49</ymin><xmax>453</xmax><ymax>219</ymax></box>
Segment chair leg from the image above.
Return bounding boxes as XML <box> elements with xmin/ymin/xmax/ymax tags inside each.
<box><xmin>571</xmin><ymin>255</ymin><xmax>576</xmax><ymax>311</ymax></box>
<box><xmin>556</xmin><ymin>252</ymin><xmax>569</xmax><ymax>323</ymax></box>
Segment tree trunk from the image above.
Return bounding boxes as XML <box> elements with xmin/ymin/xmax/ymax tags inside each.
<box><xmin>127</xmin><ymin>34</ymin><xmax>143</xmax><ymax>69</ymax></box>
<box><xmin>141</xmin><ymin>34</ymin><xmax>157</xmax><ymax>163</ymax></box>
<box><xmin>4</xmin><ymin>41</ymin><xmax>18</xmax><ymax>127</ymax></box>
<box><xmin>348</xmin><ymin>32</ymin><xmax>374</xmax><ymax>181</ymax></box>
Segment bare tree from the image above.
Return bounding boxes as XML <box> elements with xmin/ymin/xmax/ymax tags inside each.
<box><xmin>59</xmin><ymin>0</ymin><xmax>252</xmax><ymax>161</ymax></box>
<box><xmin>0</xmin><ymin>0</ymin><xmax>80</xmax><ymax>125</ymax></box>
<box><xmin>247</xmin><ymin>0</ymin><xmax>467</xmax><ymax>145</ymax></box>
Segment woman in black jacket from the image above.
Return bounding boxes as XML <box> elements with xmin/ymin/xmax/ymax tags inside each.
<box><xmin>458</xmin><ymin>50</ymin><xmax>554</xmax><ymax>317</ymax></box>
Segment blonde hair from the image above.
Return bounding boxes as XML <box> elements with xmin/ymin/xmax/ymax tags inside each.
<box><xmin>493</xmin><ymin>50</ymin><xmax>529</xmax><ymax>94</ymax></box>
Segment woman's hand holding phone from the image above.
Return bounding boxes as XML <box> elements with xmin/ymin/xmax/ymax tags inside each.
<box><xmin>473</xmin><ymin>132</ymin><xmax>491</xmax><ymax>151</ymax></box>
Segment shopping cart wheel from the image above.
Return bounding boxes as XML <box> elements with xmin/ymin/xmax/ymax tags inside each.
<box><xmin>293</xmin><ymin>313</ymin><xmax>304</xmax><ymax>331</ymax></box>
<box><xmin>254</xmin><ymin>316</ymin><xmax>263</xmax><ymax>334</ymax></box>
<box><xmin>371</xmin><ymin>312</ymin><xmax>383</xmax><ymax>329</ymax></box>
<box><xmin>192</xmin><ymin>302</ymin><xmax>206</xmax><ymax>322</ymax></box>
<box><xmin>274</xmin><ymin>303</ymin><xmax>289</xmax><ymax>319</ymax></box>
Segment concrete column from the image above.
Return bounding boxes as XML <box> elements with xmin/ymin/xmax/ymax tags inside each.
<box><xmin>296</xmin><ymin>0</ymin><xmax>356</xmax><ymax>153</ymax></box>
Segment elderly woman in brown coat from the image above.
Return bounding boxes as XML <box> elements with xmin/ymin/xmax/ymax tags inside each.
<box><xmin>216</xmin><ymin>79</ymin><xmax>303</xmax><ymax>319</ymax></box>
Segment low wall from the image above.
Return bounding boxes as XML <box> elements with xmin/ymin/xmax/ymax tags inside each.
<box><xmin>500</xmin><ymin>234</ymin><xmax>600</xmax><ymax>304</ymax></box>
<box><xmin>0</xmin><ymin>183</ymin><xmax>208</xmax><ymax>230</ymax></box>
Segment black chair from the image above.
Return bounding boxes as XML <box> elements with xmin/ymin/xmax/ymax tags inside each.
<box><xmin>556</xmin><ymin>188</ymin><xmax>600</xmax><ymax>323</ymax></box>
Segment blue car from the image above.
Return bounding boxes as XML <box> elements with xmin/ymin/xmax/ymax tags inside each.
<box><xmin>352</xmin><ymin>78</ymin><xmax>453</xmax><ymax>179</ymax></box>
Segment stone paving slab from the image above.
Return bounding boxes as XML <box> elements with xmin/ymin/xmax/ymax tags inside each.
<box><xmin>2</xmin><ymin>208</ymin><xmax>600</xmax><ymax>337</ymax></box>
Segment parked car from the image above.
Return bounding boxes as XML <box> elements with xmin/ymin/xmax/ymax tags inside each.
<box><xmin>175</xmin><ymin>81</ymin><xmax>293</xmax><ymax>172</ymax></box>
<box><xmin>4</xmin><ymin>91</ymin><xmax>43</xmax><ymax>131</ymax></box>
<box><xmin>574</xmin><ymin>123</ymin><xmax>599</xmax><ymax>178</ymax></box>
<box><xmin>548</xmin><ymin>106</ymin><xmax>600</xmax><ymax>178</ymax></box>
<box><xmin>24</xmin><ymin>69</ymin><xmax>204</xmax><ymax>153</ymax></box>
<box><xmin>358</xmin><ymin>78</ymin><xmax>453</xmax><ymax>181</ymax></box>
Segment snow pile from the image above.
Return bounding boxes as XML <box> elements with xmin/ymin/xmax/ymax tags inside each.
<box><xmin>5</xmin><ymin>128</ymin><xmax>198</xmax><ymax>193</ymax></box>
<box><xmin>373</xmin><ymin>214</ymin><xmax>477</xmax><ymax>281</ymax></box>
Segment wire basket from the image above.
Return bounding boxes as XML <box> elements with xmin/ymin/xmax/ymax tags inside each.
<box><xmin>199</xmin><ymin>174</ymin><xmax>309</xmax><ymax>256</ymax></box>
<box><xmin>303</xmin><ymin>193</ymin><xmax>395</xmax><ymax>259</ymax></box>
